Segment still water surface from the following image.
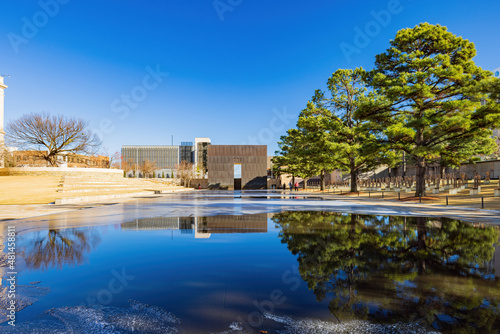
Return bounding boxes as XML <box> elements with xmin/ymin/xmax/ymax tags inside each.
<box><xmin>1</xmin><ymin>208</ymin><xmax>500</xmax><ymax>333</ymax></box>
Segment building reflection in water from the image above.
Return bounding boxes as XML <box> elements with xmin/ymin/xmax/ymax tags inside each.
<box><xmin>121</xmin><ymin>213</ymin><xmax>268</xmax><ymax>239</ymax></box>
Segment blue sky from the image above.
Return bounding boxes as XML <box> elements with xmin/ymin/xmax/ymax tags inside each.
<box><xmin>1</xmin><ymin>0</ymin><xmax>499</xmax><ymax>155</ymax></box>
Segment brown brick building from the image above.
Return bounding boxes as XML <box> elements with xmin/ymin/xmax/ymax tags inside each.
<box><xmin>207</xmin><ymin>145</ymin><xmax>267</xmax><ymax>190</ymax></box>
<box><xmin>8</xmin><ymin>150</ymin><xmax>109</xmax><ymax>168</ymax></box>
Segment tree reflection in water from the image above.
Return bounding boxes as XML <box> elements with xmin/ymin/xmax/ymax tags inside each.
<box><xmin>273</xmin><ymin>212</ymin><xmax>500</xmax><ymax>333</ymax></box>
<box><xmin>19</xmin><ymin>226</ymin><xmax>102</xmax><ymax>270</ymax></box>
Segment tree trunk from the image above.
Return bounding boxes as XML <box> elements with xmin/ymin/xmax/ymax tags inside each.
<box><xmin>45</xmin><ymin>154</ymin><xmax>57</xmax><ymax>167</ymax></box>
<box><xmin>350</xmin><ymin>158</ymin><xmax>357</xmax><ymax>192</ymax></box>
<box><xmin>303</xmin><ymin>178</ymin><xmax>307</xmax><ymax>190</ymax></box>
<box><xmin>439</xmin><ymin>160</ymin><xmax>445</xmax><ymax>179</ymax></box>
<box><xmin>415</xmin><ymin>157</ymin><xmax>426</xmax><ymax>197</ymax></box>
<box><xmin>350</xmin><ymin>214</ymin><xmax>357</xmax><ymax>230</ymax></box>
<box><xmin>320</xmin><ymin>170</ymin><xmax>325</xmax><ymax>191</ymax></box>
<box><xmin>416</xmin><ymin>216</ymin><xmax>427</xmax><ymax>275</ymax></box>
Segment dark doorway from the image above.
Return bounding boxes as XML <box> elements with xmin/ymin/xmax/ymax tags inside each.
<box><xmin>234</xmin><ymin>163</ymin><xmax>242</xmax><ymax>190</ymax></box>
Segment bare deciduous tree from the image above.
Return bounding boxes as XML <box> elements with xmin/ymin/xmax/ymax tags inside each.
<box><xmin>5</xmin><ymin>113</ymin><xmax>101</xmax><ymax>167</ymax></box>
<box><xmin>110</xmin><ymin>151</ymin><xmax>122</xmax><ymax>169</ymax></box>
<box><xmin>97</xmin><ymin>147</ymin><xmax>122</xmax><ymax>169</ymax></box>
<box><xmin>123</xmin><ymin>158</ymin><xmax>136</xmax><ymax>176</ymax></box>
<box><xmin>175</xmin><ymin>160</ymin><xmax>194</xmax><ymax>187</ymax></box>
<box><xmin>140</xmin><ymin>159</ymin><xmax>157</xmax><ymax>178</ymax></box>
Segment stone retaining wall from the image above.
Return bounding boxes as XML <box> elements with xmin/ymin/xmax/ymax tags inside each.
<box><xmin>0</xmin><ymin>167</ymin><xmax>124</xmax><ymax>179</ymax></box>
<box><xmin>364</xmin><ymin>160</ymin><xmax>500</xmax><ymax>180</ymax></box>
<box><xmin>191</xmin><ymin>178</ymin><xmax>209</xmax><ymax>189</ymax></box>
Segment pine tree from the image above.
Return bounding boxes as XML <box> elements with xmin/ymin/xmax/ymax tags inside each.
<box><xmin>359</xmin><ymin>23</ymin><xmax>500</xmax><ymax>196</ymax></box>
<box><xmin>300</xmin><ymin>69</ymin><xmax>391</xmax><ymax>192</ymax></box>
<box><xmin>273</xmin><ymin>129</ymin><xmax>319</xmax><ymax>188</ymax></box>
<box><xmin>296</xmin><ymin>101</ymin><xmax>338</xmax><ymax>190</ymax></box>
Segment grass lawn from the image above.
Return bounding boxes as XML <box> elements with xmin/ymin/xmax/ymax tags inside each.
<box><xmin>0</xmin><ymin>176</ymin><xmax>61</xmax><ymax>204</ymax></box>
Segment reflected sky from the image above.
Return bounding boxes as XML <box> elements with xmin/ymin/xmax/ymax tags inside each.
<box><xmin>1</xmin><ymin>211</ymin><xmax>500</xmax><ymax>333</ymax></box>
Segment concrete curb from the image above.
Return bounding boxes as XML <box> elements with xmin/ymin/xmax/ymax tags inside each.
<box><xmin>54</xmin><ymin>188</ymin><xmax>193</xmax><ymax>205</ymax></box>
<box><xmin>55</xmin><ymin>191</ymin><xmax>156</xmax><ymax>204</ymax></box>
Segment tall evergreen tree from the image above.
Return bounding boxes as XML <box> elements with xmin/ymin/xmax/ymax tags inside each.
<box><xmin>437</xmin><ymin>135</ymin><xmax>496</xmax><ymax>177</ymax></box>
<box><xmin>300</xmin><ymin>68</ymin><xmax>390</xmax><ymax>192</ymax></box>
<box><xmin>296</xmin><ymin>101</ymin><xmax>338</xmax><ymax>190</ymax></box>
<box><xmin>273</xmin><ymin>129</ymin><xmax>319</xmax><ymax>188</ymax></box>
<box><xmin>359</xmin><ymin>23</ymin><xmax>500</xmax><ymax>196</ymax></box>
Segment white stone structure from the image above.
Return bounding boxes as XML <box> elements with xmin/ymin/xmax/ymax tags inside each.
<box><xmin>0</xmin><ymin>76</ymin><xmax>7</xmax><ymax>167</ymax></box>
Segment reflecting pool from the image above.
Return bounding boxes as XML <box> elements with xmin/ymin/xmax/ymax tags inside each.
<box><xmin>1</xmin><ymin>196</ymin><xmax>500</xmax><ymax>333</ymax></box>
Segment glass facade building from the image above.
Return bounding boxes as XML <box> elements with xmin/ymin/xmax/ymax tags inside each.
<box><xmin>179</xmin><ymin>142</ymin><xmax>194</xmax><ymax>163</ymax></box>
<box><xmin>122</xmin><ymin>145</ymin><xmax>180</xmax><ymax>169</ymax></box>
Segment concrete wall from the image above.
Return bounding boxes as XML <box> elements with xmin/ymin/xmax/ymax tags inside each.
<box><xmin>191</xmin><ymin>178</ymin><xmax>209</xmax><ymax>189</ymax></box>
<box><xmin>457</xmin><ymin>160</ymin><xmax>500</xmax><ymax>179</ymax></box>
<box><xmin>0</xmin><ymin>167</ymin><xmax>124</xmax><ymax>179</ymax></box>
<box><xmin>207</xmin><ymin>145</ymin><xmax>267</xmax><ymax>190</ymax></box>
<box><xmin>406</xmin><ymin>161</ymin><xmax>500</xmax><ymax>179</ymax></box>
<box><xmin>359</xmin><ymin>160</ymin><xmax>500</xmax><ymax>180</ymax></box>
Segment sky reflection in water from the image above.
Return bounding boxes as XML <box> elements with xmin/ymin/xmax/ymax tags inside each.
<box><xmin>1</xmin><ymin>211</ymin><xmax>500</xmax><ymax>333</ymax></box>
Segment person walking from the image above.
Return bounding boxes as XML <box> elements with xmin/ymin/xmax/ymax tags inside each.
<box><xmin>294</xmin><ymin>182</ymin><xmax>299</xmax><ymax>191</ymax></box>
<box><xmin>289</xmin><ymin>182</ymin><xmax>292</xmax><ymax>190</ymax></box>
<box><xmin>283</xmin><ymin>183</ymin><xmax>286</xmax><ymax>190</ymax></box>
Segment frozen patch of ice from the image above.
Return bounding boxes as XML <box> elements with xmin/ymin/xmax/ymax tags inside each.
<box><xmin>264</xmin><ymin>313</ymin><xmax>439</xmax><ymax>334</ymax></box>
<box><xmin>128</xmin><ymin>299</ymin><xmax>181</xmax><ymax>324</ymax></box>
<box><xmin>0</xmin><ymin>284</ymin><xmax>50</xmax><ymax>323</ymax></box>
<box><xmin>1</xmin><ymin>299</ymin><xmax>181</xmax><ymax>333</ymax></box>
<box><xmin>229</xmin><ymin>322</ymin><xmax>243</xmax><ymax>330</ymax></box>
<box><xmin>48</xmin><ymin>307</ymin><xmax>115</xmax><ymax>333</ymax></box>
<box><xmin>211</xmin><ymin>321</ymin><xmax>248</xmax><ymax>334</ymax></box>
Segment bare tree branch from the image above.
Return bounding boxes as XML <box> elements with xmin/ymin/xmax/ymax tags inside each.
<box><xmin>5</xmin><ymin>113</ymin><xmax>101</xmax><ymax>166</ymax></box>
<box><xmin>175</xmin><ymin>160</ymin><xmax>194</xmax><ymax>187</ymax></box>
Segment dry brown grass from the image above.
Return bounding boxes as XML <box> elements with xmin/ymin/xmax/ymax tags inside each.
<box><xmin>0</xmin><ymin>176</ymin><xmax>61</xmax><ymax>204</ymax></box>
<box><xmin>0</xmin><ymin>176</ymin><xmax>184</xmax><ymax>205</ymax></box>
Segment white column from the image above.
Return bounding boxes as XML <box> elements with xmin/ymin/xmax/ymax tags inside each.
<box><xmin>0</xmin><ymin>76</ymin><xmax>7</xmax><ymax>168</ymax></box>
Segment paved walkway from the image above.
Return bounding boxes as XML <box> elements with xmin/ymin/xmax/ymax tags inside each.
<box><xmin>1</xmin><ymin>190</ymin><xmax>499</xmax><ymax>225</ymax></box>
<box><xmin>0</xmin><ymin>194</ymin><xmax>166</xmax><ymax>221</ymax></box>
